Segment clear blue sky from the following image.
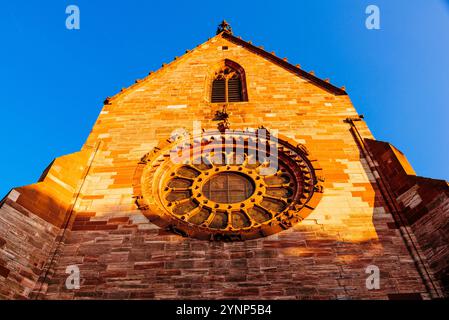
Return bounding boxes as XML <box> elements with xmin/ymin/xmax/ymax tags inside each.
<box><xmin>0</xmin><ymin>0</ymin><xmax>448</xmax><ymax>196</ymax></box>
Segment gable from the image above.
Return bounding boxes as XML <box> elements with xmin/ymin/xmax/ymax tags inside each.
<box><xmin>221</xmin><ymin>32</ymin><xmax>346</xmax><ymax>95</ymax></box>
<box><xmin>103</xmin><ymin>32</ymin><xmax>346</xmax><ymax>108</ymax></box>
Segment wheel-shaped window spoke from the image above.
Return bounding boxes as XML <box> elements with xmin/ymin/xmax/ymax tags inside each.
<box><xmin>134</xmin><ymin>130</ymin><xmax>324</xmax><ymax>241</ymax></box>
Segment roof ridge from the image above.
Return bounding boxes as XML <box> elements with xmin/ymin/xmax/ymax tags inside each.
<box><xmin>103</xmin><ymin>29</ymin><xmax>347</xmax><ymax>106</ymax></box>
<box><xmin>221</xmin><ymin>32</ymin><xmax>347</xmax><ymax>95</ymax></box>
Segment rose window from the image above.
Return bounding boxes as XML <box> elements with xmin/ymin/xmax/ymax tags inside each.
<box><xmin>133</xmin><ymin>130</ymin><xmax>323</xmax><ymax>241</ymax></box>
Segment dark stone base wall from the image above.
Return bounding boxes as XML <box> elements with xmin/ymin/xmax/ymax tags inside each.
<box><xmin>0</xmin><ymin>197</ymin><xmax>59</xmax><ymax>299</ymax></box>
<box><xmin>40</xmin><ymin>210</ymin><xmax>430</xmax><ymax>300</ymax></box>
<box><xmin>366</xmin><ymin>139</ymin><xmax>449</xmax><ymax>296</ymax></box>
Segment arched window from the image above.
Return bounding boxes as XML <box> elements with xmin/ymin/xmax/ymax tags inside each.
<box><xmin>211</xmin><ymin>60</ymin><xmax>248</xmax><ymax>103</ymax></box>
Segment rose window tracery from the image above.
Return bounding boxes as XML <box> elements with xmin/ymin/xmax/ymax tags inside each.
<box><xmin>133</xmin><ymin>130</ymin><xmax>323</xmax><ymax>241</ymax></box>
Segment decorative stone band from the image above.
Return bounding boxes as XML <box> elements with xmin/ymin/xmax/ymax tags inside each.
<box><xmin>133</xmin><ymin>129</ymin><xmax>324</xmax><ymax>241</ymax></box>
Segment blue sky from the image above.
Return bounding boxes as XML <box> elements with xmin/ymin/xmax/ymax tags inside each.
<box><xmin>0</xmin><ymin>0</ymin><xmax>448</xmax><ymax>196</ymax></box>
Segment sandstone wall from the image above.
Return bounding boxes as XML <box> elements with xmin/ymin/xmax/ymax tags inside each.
<box><xmin>366</xmin><ymin>139</ymin><xmax>449</xmax><ymax>296</ymax></box>
<box><xmin>1</xmin><ymin>33</ymin><xmax>441</xmax><ymax>299</ymax></box>
<box><xmin>0</xmin><ymin>149</ymin><xmax>94</xmax><ymax>299</ymax></box>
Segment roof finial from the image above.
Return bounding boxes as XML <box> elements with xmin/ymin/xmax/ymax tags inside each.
<box><xmin>217</xmin><ymin>20</ymin><xmax>233</xmax><ymax>35</ymax></box>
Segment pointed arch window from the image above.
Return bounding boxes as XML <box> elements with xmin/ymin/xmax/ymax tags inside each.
<box><xmin>211</xmin><ymin>60</ymin><xmax>248</xmax><ymax>103</ymax></box>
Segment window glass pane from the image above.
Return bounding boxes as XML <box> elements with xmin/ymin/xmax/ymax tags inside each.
<box><xmin>211</xmin><ymin>79</ymin><xmax>226</xmax><ymax>102</ymax></box>
<box><xmin>228</xmin><ymin>78</ymin><xmax>242</xmax><ymax>102</ymax></box>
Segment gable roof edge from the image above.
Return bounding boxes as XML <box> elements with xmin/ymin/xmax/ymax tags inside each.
<box><xmin>221</xmin><ymin>32</ymin><xmax>347</xmax><ymax>96</ymax></box>
<box><xmin>103</xmin><ymin>30</ymin><xmax>347</xmax><ymax>106</ymax></box>
<box><xmin>103</xmin><ymin>36</ymin><xmax>221</xmax><ymax>106</ymax></box>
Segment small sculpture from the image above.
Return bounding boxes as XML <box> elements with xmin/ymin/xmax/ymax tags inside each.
<box><xmin>216</xmin><ymin>20</ymin><xmax>233</xmax><ymax>35</ymax></box>
<box><xmin>213</xmin><ymin>105</ymin><xmax>230</xmax><ymax>133</ymax></box>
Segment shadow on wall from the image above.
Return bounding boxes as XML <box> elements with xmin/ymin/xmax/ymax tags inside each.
<box><xmin>0</xmin><ymin>148</ymin><xmax>94</xmax><ymax>299</ymax></box>
<box><xmin>35</xmin><ymin>140</ymin><xmax>436</xmax><ymax>300</ymax></box>
<box><xmin>364</xmin><ymin>138</ymin><xmax>449</xmax><ymax>297</ymax></box>
<box><xmin>1</xmin><ymin>138</ymin><xmax>447</xmax><ymax>300</ymax></box>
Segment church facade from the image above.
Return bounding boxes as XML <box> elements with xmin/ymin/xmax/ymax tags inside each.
<box><xmin>1</xmin><ymin>22</ymin><xmax>448</xmax><ymax>300</ymax></box>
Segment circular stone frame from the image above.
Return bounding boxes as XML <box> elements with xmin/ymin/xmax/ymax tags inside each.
<box><xmin>133</xmin><ymin>130</ymin><xmax>324</xmax><ymax>241</ymax></box>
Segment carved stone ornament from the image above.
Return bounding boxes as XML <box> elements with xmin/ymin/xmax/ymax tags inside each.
<box><xmin>216</xmin><ymin>20</ymin><xmax>233</xmax><ymax>35</ymax></box>
<box><xmin>133</xmin><ymin>129</ymin><xmax>323</xmax><ymax>241</ymax></box>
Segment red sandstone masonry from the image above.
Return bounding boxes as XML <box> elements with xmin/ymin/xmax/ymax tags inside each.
<box><xmin>366</xmin><ymin>139</ymin><xmax>449</xmax><ymax>295</ymax></box>
<box><xmin>0</xmin><ymin>198</ymin><xmax>59</xmax><ymax>299</ymax></box>
<box><xmin>1</xmin><ymin>31</ymin><xmax>447</xmax><ymax>300</ymax></box>
<box><xmin>39</xmin><ymin>33</ymin><xmax>433</xmax><ymax>300</ymax></box>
